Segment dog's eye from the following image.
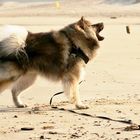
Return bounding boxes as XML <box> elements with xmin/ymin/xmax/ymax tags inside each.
<box><xmin>79</xmin><ymin>25</ymin><xmax>85</xmax><ymax>30</ymax></box>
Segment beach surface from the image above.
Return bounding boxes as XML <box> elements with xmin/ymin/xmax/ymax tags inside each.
<box><xmin>0</xmin><ymin>0</ymin><xmax>140</xmax><ymax>140</ymax></box>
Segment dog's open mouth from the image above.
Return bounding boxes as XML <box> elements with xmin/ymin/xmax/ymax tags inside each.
<box><xmin>92</xmin><ymin>23</ymin><xmax>104</xmax><ymax>41</ymax></box>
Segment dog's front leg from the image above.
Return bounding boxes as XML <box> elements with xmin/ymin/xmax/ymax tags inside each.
<box><xmin>72</xmin><ymin>81</ymin><xmax>89</xmax><ymax>109</ymax></box>
<box><xmin>63</xmin><ymin>79</ymin><xmax>89</xmax><ymax>109</ymax></box>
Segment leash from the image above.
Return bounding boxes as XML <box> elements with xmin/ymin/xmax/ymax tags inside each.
<box><xmin>49</xmin><ymin>81</ymin><xmax>83</xmax><ymax>106</ymax></box>
<box><xmin>49</xmin><ymin>80</ymin><xmax>140</xmax><ymax>130</ymax></box>
<box><xmin>49</xmin><ymin>92</ymin><xmax>140</xmax><ymax>128</ymax></box>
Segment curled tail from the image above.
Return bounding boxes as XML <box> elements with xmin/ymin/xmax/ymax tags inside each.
<box><xmin>0</xmin><ymin>25</ymin><xmax>29</xmax><ymax>69</ymax></box>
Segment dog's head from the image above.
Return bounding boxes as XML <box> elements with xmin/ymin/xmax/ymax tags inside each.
<box><xmin>76</xmin><ymin>16</ymin><xmax>104</xmax><ymax>41</ymax></box>
<box><xmin>63</xmin><ymin>17</ymin><xmax>104</xmax><ymax>60</ymax></box>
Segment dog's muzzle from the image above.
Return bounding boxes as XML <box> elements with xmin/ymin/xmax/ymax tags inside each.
<box><xmin>92</xmin><ymin>22</ymin><xmax>104</xmax><ymax>41</ymax></box>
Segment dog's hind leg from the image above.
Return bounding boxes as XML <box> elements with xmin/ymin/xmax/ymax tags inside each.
<box><xmin>11</xmin><ymin>72</ymin><xmax>37</xmax><ymax>108</ymax></box>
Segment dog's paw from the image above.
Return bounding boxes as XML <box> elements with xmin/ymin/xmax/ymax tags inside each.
<box><xmin>75</xmin><ymin>104</ymin><xmax>89</xmax><ymax>109</ymax></box>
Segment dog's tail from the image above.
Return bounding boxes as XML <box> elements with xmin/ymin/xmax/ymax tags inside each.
<box><xmin>0</xmin><ymin>25</ymin><xmax>29</xmax><ymax>69</ymax></box>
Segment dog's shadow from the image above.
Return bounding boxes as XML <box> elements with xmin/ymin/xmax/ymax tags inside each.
<box><xmin>0</xmin><ymin>101</ymin><xmax>78</xmax><ymax>113</ymax></box>
<box><xmin>0</xmin><ymin>103</ymin><xmax>69</xmax><ymax>113</ymax></box>
<box><xmin>0</xmin><ymin>106</ymin><xmax>33</xmax><ymax>113</ymax></box>
<box><xmin>0</xmin><ymin>104</ymin><xmax>78</xmax><ymax>114</ymax></box>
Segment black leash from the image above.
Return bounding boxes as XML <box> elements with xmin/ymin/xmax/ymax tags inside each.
<box><xmin>49</xmin><ymin>81</ymin><xmax>84</xmax><ymax>106</ymax></box>
<box><xmin>50</xmin><ymin>91</ymin><xmax>64</xmax><ymax>106</ymax></box>
<box><xmin>49</xmin><ymin>92</ymin><xmax>140</xmax><ymax>126</ymax></box>
<box><xmin>49</xmin><ymin>80</ymin><xmax>140</xmax><ymax>130</ymax></box>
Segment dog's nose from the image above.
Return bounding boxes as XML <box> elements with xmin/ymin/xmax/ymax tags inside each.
<box><xmin>99</xmin><ymin>22</ymin><xmax>104</xmax><ymax>30</ymax></box>
<box><xmin>97</xmin><ymin>22</ymin><xmax>104</xmax><ymax>32</ymax></box>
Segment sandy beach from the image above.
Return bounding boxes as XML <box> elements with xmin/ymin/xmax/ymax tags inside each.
<box><xmin>0</xmin><ymin>0</ymin><xmax>140</xmax><ymax>140</ymax></box>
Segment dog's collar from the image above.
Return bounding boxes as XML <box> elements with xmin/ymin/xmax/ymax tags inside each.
<box><xmin>61</xmin><ymin>30</ymin><xmax>89</xmax><ymax>64</ymax></box>
<box><xmin>70</xmin><ymin>47</ymin><xmax>89</xmax><ymax>64</ymax></box>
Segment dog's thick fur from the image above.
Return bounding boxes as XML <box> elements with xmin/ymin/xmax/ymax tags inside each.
<box><xmin>0</xmin><ymin>17</ymin><xmax>104</xmax><ymax>109</ymax></box>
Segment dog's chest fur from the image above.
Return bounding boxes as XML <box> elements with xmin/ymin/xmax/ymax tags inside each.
<box><xmin>79</xmin><ymin>66</ymin><xmax>85</xmax><ymax>82</ymax></box>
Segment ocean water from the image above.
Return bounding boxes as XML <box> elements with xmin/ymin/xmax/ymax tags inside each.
<box><xmin>0</xmin><ymin>0</ymin><xmax>139</xmax><ymax>4</ymax></box>
<box><xmin>0</xmin><ymin>0</ymin><xmax>59</xmax><ymax>3</ymax></box>
<box><xmin>105</xmin><ymin>0</ymin><xmax>140</xmax><ymax>4</ymax></box>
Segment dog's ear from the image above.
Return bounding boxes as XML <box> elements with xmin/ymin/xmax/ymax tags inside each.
<box><xmin>78</xmin><ymin>16</ymin><xmax>86</xmax><ymax>30</ymax></box>
<box><xmin>80</xmin><ymin>16</ymin><xmax>85</xmax><ymax>22</ymax></box>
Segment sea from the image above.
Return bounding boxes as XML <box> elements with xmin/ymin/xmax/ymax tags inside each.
<box><xmin>0</xmin><ymin>0</ymin><xmax>62</xmax><ymax>3</ymax></box>
<box><xmin>0</xmin><ymin>0</ymin><xmax>139</xmax><ymax>4</ymax></box>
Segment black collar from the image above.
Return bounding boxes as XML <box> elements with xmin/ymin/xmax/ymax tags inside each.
<box><xmin>61</xmin><ymin>30</ymin><xmax>89</xmax><ymax>64</ymax></box>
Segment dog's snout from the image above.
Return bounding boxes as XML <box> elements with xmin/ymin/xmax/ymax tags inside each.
<box><xmin>99</xmin><ymin>22</ymin><xmax>104</xmax><ymax>30</ymax></box>
<box><xmin>96</xmin><ymin>22</ymin><xmax>104</xmax><ymax>32</ymax></box>
<box><xmin>92</xmin><ymin>22</ymin><xmax>104</xmax><ymax>32</ymax></box>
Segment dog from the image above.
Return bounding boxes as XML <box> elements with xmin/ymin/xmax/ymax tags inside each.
<box><xmin>0</xmin><ymin>17</ymin><xmax>104</xmax><ymax>109</ymax></box>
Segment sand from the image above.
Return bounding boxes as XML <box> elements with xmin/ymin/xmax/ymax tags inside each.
<box><xmin>0</xmin><ymin>0</ymin><xmax>140</xmax><ymax>140</ymax></box>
